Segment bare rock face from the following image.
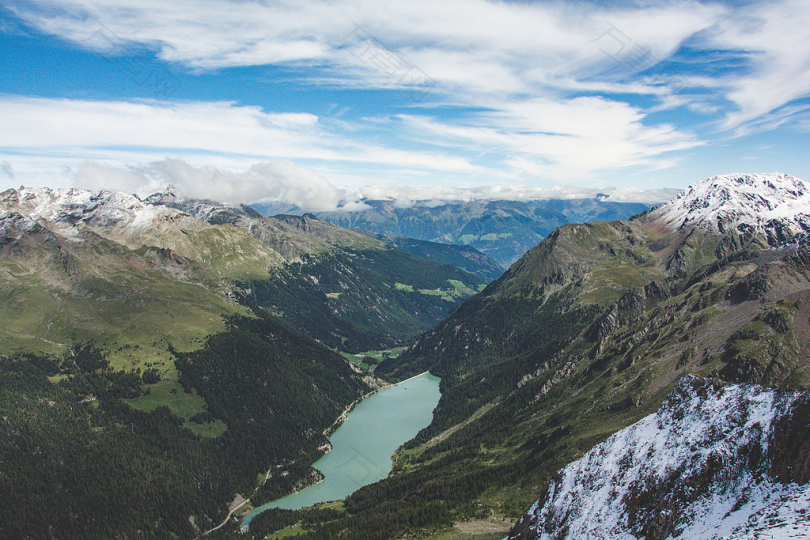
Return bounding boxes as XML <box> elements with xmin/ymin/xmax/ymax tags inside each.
<box><xmin>507</xmin><ymin>376</ymin><xmax>810</xmax><ymax>540</ymax></box>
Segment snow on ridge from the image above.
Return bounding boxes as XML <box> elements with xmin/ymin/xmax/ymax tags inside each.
<box><xmin>648</xmin><ymin>173</ymin><xmax>810</xmax><ymax>240</ymax></box>
<box><xmin>508</xmin><ymin>376</ymin><xmax>809</xmax><ymax>540</ymax></box>
<box><xmin>0</xmin><ymin>186</ymin><xmax>197</xmax><ymax>246</ymax></box>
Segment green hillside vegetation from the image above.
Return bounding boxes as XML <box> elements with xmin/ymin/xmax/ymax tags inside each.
<box><xmin>218</xmin><ymin>218</ymin><xmax>810</xmax><ymax>540</ymax></box>
<box><xmin>0</xmin><ymin>224</ymin><xmax>245</xmax><ymax>376</ymax></box>
<box><xmin>353</xmin><ymin>230</ymin><xmax>505</xmax><ymax>282</ymax></box>
<box><xmin>148</xmin><ymin>203</ymin><xmax>487</xmax><ymax>353</ymax></box>
<box><xmin>240</xmin><ymin>246</ymin><xmax>484</xmax><ymax>352</ymax></box>
<box><xmin>306</xmin><ymin>198</ymin><xmax>651</xmax><ymax>267</ymax></box>
<box><xmin>0</xmin><ymin>313</ymin><xmax>372</xmax><ymax>540</ymax></box>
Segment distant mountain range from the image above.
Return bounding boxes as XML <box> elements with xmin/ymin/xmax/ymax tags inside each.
<box><xmin>253</xmin><ymin>197</ymin><xmax>652</xmax><ymax>268</ymax></box>
<box><xmin>352</xmin><ymin>229</ymin><xmax>505</xmax><ymax>282</ymax></box>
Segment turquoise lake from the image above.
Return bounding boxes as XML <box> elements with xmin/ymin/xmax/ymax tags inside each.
<box><xmin>242</xmin><ymin>372</ymin><xmax>441</xmax><ymax>528</ymax></box>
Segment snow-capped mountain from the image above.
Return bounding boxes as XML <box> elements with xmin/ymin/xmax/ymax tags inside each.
<box><xmin>507</xmin><ymin>376</ymin><xmax>810</xmax><ymax>540</ymax></box>
<box><xmin>646</xmin><ymin>173</ymin><xmax>810</xmax><ymax>244</ymax></box>
<box><xmin>0</xmin><ymin>186</ymin><xmax>204</xmax><ymax>248</ymax></box>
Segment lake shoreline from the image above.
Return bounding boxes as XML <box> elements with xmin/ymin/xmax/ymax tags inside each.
<box><xmin>240</xmin><ymin>371</ymin><xmax>440</xmax><ymax>530</ymax></box>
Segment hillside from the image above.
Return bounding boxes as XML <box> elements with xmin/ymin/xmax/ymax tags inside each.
<box><xmin>251</xmin><ymin>173</ymin><xmax>810</xmax><ymax>540</ymax></box>
<box><xmin>150</xmin><ymin>190</ymin><xmax>487</xmax><ymax>351</ymax></box>
<box><xmin>508</xmin><ymin>376</ymin><xmax>810</xmax><ymax>540</ymax></box>
<box><xmin>0</xmin><ymin>186</ymin><xmax>486</xmax><ymax>540</ymax></box>
<box><xmin>255</xmin><ymin>197</ymin><xmax>651</xmax><ymax>267</ymax></box>
<box><xmin>1</xmin><ymin>187</ymin><xmax>485</xmax><ymax>356</ymax></box>
<box><xmin>353</xmin><ymin>230</ymin><xmax>505</xmax><ymax>282</ymax></box>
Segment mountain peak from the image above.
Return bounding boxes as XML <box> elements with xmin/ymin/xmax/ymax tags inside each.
<box><xmin>646</xmin><ymin>173</ymin><xmax>810</xmax><ymax>242</ymax></box>
<box><xmin>144</xmin><ymin>184</ymin><xmax>184</xmax><ymax>204</ymax></box>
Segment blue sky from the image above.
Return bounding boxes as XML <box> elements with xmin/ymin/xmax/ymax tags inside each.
<box><xmin>1</xmin><ymin>0</ymin><xmax>809</xmax><ymax>209</ymax></box>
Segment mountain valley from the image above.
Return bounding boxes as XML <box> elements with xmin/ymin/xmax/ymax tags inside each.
<box><xmin>0</xmin><ymin>185</ymin><xmax>484</xmax><ymax>539</ymax></box>
<box><xmin>2</xmin><ymin>173</ymin><xmax>810</xmax><ymax>540</ymax></box>
<box><xmin>281</xmin><ymin>173</ymin><xmax>810</xmax><ymax>540</ymax></box>
<box><xmin>255</xmin><ymin>197</ymin><xmax>652</xmax><ymax>268</ymax></box>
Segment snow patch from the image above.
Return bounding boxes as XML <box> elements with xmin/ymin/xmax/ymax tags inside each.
<box><xmin>647</xmin><ymin>173</ymin><xmax>810</xmax><ymax>242</ymax></box>
<box><xmin>509</xmin><ymin>376</ymin><xmax>809</xmax><ymax>540</ymax></box>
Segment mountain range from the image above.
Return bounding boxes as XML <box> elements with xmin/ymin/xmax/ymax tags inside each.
<box><xmin>2</xmin><ymin>173</ymin><xmax>810</xmax><ymax>540</ymax></box>
<box><xmin>0</xmin><ymin>186</ymin><xmax>486</xmax><ymax>357</ymax></box>
<box><xmin>0</xmin><ymin>185</ymin><xmax>487</xmax><ymax>539</ymax></box>
<box><xmin>254</xmin><ymin>197</ymin><xmax>652</xmax><ymax>268</ymax></box>
<box><xmin>339</xmin><ymin>172</ymin><xmax>810</xmax><ymax>540</ymax></box>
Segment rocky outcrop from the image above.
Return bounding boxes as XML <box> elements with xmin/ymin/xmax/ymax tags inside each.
<box><xmin>507</xmin><ymin>376</ymin><xmax>810</xmax><ymax>540</ymax></box>
<box><xmin>646</xmin><ymin>173</ymin><xmax>810</xmax><ymax>242</ymax></box>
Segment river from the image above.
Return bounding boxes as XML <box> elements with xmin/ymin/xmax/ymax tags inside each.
<box><xmin>241</xmin><ymin>371</ymin><xmax>441</xmax><ymax>528</ymax></box>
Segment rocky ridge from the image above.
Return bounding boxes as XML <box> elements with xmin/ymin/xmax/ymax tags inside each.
<box><xmin>508</xmin><ymin>376</ymin><xmax>810</xmax><ymax>540</ymax></box>
<box><xmin>366</xmin><ymin>173</ymin><xmax>810</xmax><ymax>540</ymax></box>
<box><xmin>646</xmin><ymin>173</ymin><xmax>810</xmax><ymax>242</ymax></box>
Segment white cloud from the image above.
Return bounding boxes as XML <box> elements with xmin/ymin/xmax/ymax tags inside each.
<box><xmin>396</xmin><ymin>96</ymin><xmax>703</xmax><ymax>182</ymax></box>
<box><xmin>0</xmin><ymin>96</ymin><xmax>482</xmax><ymax>180</ymax></box>
<box><xmin>72</xmin><ymin>158</ymin><xmax>354</xmax><ymax>210</ymax></box>
<box><xmin>71</xmin><ymin>159</ymin><xmax>362</xmax><ymax>211</ymax></box>
<box><xmin>67</xmin><ymin>158</ymin><xmax>677</xmax><ymax>210</ymax></box>
<box><xmin>0</xmin><ymin>161</ymin><xmax>13</xmax><ymax>179</ymax></box>
<box><xmin>5</xmin><ymin>0</ymin><xmax>808</xmax><ymax>133</ymax></box>
<box><xmin>6</xmin><ymin>0</ymin><xmax>723</xmax><ymax>104</ymax></box>
<box><xmin>4</xmin><ymin>0</ymin><xmax>809</xmax><ymax>193</ymax></box>
<box><xmin>701</xmin><ymin>0</ymin><xmax>810</xmax><ymax>131</ymax></box>
<box><xmin>0</xmin><ymin>95</ymin><xmax>698</xmax><ymax>189</ymax></box>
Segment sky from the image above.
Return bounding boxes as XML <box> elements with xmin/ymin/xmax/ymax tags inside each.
<box><xmin>1</xmin><ymin>0</ymin><xmax>809</xmax><ymax>210</ymax></box>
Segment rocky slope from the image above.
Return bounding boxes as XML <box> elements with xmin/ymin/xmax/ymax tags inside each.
<box><xmin>507</xmin><ymin>375</ymin><xmax>810</xmax><ymax>540</ymax></box>
<box><xmin>0</xmin><ymin>186</ymin><xmax>484</xmax><ymax>355</ymax></box>
<box><xmin>337</xmin><ymin>173</ymin><xmax>810</xmax><ymax>540</ymax></box>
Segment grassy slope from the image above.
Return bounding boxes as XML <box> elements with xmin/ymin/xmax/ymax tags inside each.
<box><xmin>244</xmin><ymin>220</ymin><xmax>810</xmax><ymax>540</ymax></box>
<box><xmin>0</xmin><ymin>207</ymin><xmax>382</xmax><ymax>538</ymax></box>
<box><xmin>312</xmin><ymin>199</ymin><xmax>650</xmax><ymax>267</ymax></box>
<box><xmin>0</xmin><ymin>226</ymin><xmax>250</xmax><ymax>380</ymax></box>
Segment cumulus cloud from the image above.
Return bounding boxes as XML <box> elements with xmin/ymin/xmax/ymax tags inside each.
<box><xmin>71</xmin><ymin>158</ymin><xmax>361</xmax><ymax>211</ymax></box>
<box><xmin>0</xmin><ymin>161</ymin><xmax>14</xmax><ymax>179</ymax></box>
<box><xmin>356</xmin><ymin>183</ymin><xmax>679</xmax><ymax>205</ymax></box>
<box><xmin>69</xmin><ymin>158</ymin><xmax>677</xmax><ymax>210</ymax></box>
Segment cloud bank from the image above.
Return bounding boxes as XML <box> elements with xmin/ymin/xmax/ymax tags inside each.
<box><xmin>72</xmin><ymin>159</ymin><xmax>351</xmax><ymax>211</ymax></box>
<box><xmin>70</xmin><ymin>158</ymin><xmax>679</xmax><ymax>211</ymax></box>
